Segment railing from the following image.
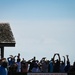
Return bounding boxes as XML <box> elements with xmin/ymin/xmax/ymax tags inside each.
<box><xmin>68</xmin><ymin>72</ymin><xmax>75</xmax><ymax>75</ymax></box>
<box><xmin>8</xmin><ymin>72</ymin><xmax>75</xmax><ymax>75</ymax></box>
<box><xmin>8</xmin><ymin>72</ymin><xmax>27</xmax><ymax>75</ymax></box>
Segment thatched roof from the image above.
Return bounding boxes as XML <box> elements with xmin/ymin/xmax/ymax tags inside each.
<box><xmin>0</xmin><ymin>23</ymin><xmax>15</xmax><ymax>47</ymax></box>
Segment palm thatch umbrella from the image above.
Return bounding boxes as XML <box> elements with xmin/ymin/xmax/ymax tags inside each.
<box><xmin>0</xmin><ymin>23</ymin><xmax>16</xmax><ymax>58</ymax></box>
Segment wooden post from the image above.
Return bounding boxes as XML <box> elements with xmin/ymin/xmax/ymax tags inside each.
<box><xmin>0</xmin><ymin>47</ymin><xmax>1</xmax><ymax>59</ymax></box>
<box><xmin>1</xmin><ymin>47</ymin><xmax>4</xmax><ymax>58</ymax></box>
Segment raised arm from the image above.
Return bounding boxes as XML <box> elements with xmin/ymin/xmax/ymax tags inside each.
<box><xmin>63</xmin><ymin>56</ymin><xmax>65</xmax><ymax>64</ymax></box>
<box><xmin>53</xmin><ymin>53</ymin><xmax>57</xmax><ymax>62</ymax></box>
<box><xmin>66</xmin><ymin>55</ymin><xmax>69</xmax><ymax>62</ymax></box>
<box><xmin>57</xmin><ymin>54</ymin><xmax>61</xmax><ymax>62</ymax></box>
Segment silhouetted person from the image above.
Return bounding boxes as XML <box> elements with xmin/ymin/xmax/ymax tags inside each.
<box><xmin>16</xmin><ymin>57</ymin><xmax>21</xmax><ymax>72</ymax></box>
<box><xmin>48</xmin><ymin>58</ymin><xmax>54</xmax><ymax>72</ymax></box>
<box><xmin>21</xmin><ymin>58</ymin><xmax>28</xmax><ymax>72</ymax></box>
<box><xmin>28</xmin><ymin>56</ymin><xmax>37</xmax><ymax>72</ymax></box>
<box><xmin>69</xmin><ymin>62</ymin><xmax>75</xmax><ymax>72</ymax></box>
<box><xmin>64</xmin><ymin>55</ymin><xmax>70</xmax><ymax>72</ymax></box>
<box><xmin>60</xmin><ymin>56</ymin><xmax>65</xmax><ymax>72</ymax></box>
<box><xmin>53</xmin><ymin>53</ymin><xmax>61</xmax><ymax>72</ymax></box>
<box><xmin>0</xmin><ymin>60</ymin><xmax>8</xmax><ymax>75</ymax></box>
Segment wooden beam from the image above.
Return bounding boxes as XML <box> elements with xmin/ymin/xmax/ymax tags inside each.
<box><xmin>0</xmin><ymin>43</ymin><xmax>15</xmax><ymax>47</ymax></box>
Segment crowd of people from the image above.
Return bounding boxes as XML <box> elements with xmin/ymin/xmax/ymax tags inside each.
<box><xmin>0</xmin><ymin>53</ymin><xmax>75</xmax><ymax>75</ymax></box>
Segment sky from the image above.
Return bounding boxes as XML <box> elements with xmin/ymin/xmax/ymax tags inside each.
<box><xmin>0</xmin><ymin>0</ymin><xmax>75</xmax><ymax>64</ymax></box>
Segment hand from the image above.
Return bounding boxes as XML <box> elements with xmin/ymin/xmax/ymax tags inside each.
<box><xmin>66</xmin><ymin>55</ymin><xmax>69</xmax><ymax>57</ymax></box>
<box><xmin>63</xmin><ymin>56</ymin><xmax>65</xmax><ymax>58</ymax></box>
<box><xmin>55</xmin><ymin>53</ymin><xmax>59</xmax><ymax>55</ymax></box>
